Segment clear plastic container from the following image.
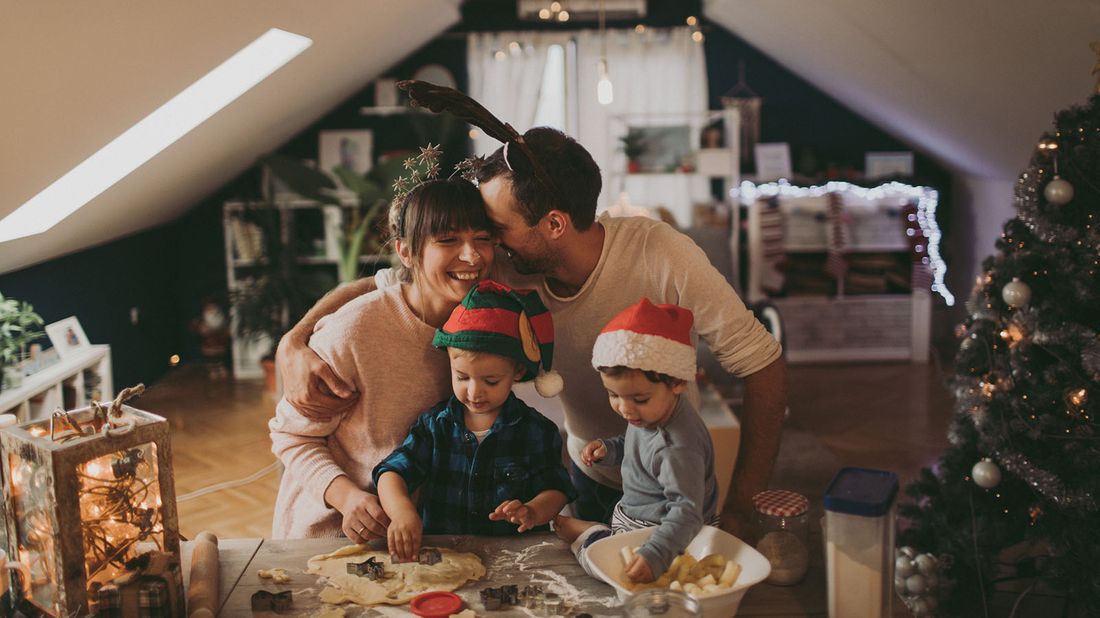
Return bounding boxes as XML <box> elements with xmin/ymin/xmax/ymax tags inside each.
<box><xmin>623</xmin><ymin>590</ymin><xmax>702</xmax><ymax>617</ymax></box>
<box><xmin>751</xmin><ymin>489</ymin><xmax>810</xmax><ymax>585</ymax></box>
<box><xmin>823</xmin><ymin>467</ymin><xmax>899</xmax><ymax>618</ymax></box>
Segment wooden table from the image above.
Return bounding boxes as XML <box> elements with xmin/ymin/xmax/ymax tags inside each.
<box><xmin>182</xmin><ymin>531</ymin><xmax>910</xmax><ymax>617</ymax></box>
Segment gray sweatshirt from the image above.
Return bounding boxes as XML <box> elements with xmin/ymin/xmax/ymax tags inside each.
<box><xmin>598</xmin><ymin>395</ymin><xmax>718</xmax><ymax>575</ymax></box>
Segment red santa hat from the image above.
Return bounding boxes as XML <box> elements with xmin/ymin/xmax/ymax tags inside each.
<box><xmin>591</xmin><ymin>298</ymin><xmax>696</xmax><ymax>382</ymax></box>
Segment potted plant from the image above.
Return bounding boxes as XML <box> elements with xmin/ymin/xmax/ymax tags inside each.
<box><xmin>619</xmin><ymin>128</ymin><xmax>648</xmax><ymax>173</ymax></box>
<box><xmin>260</xmin><ymin>153</ymin><xmax>416</xmax><ymax>283</ymax></box>
<box><xmin>0</xmin><ymin>292</ymin><xmax>44</xmax><ymax>391</ymax></box>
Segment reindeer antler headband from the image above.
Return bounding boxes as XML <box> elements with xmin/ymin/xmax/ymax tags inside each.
<box><xmin>397</xmin><ymin>80</ymin><xmax>569</xmax><ymax>208</ymax></box>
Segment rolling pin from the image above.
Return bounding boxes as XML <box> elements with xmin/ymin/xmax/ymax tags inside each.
<box><xmin>187</xmin><ymin>531</ymin><xmax>219</xmax><ymax>618</ymax></box>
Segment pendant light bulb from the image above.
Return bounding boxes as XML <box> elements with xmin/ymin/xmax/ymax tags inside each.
<box><xmin>597</xmin><ymin>59</ymin><xmax>614</xmax><ymax>105</ymax></box>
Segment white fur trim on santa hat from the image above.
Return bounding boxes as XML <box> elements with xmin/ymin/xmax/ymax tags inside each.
<box><xmin>591</xmin><ymin>329</ymin><xmax>696</xmax><ymax>382</ymax></box>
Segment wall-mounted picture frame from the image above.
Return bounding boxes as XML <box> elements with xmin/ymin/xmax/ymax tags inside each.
<box><xmin>865</xmin><ymin>151</ymin><xmax>914</xmax><ymax>180</ymax></box>
<box><xmin>319</xmin><ymin>129</ymin><xmax>374</xmax><ymax>179</ymax></box>
<box><xmin>45</xmin><ymin>316</ymin><xmax>91</xmax><ymax>359</ymax></box>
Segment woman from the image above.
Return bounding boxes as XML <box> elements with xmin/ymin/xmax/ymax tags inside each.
<box><xmin>269</xmin><ymin>178</ymin><xmax>495</xmax><ymax>540</ymax></box>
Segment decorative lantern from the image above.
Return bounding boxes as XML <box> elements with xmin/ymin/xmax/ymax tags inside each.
<box><xmin>0</xmin><ymin>386</ymin><xmax>182</xmax><ymax>616</ymax></box>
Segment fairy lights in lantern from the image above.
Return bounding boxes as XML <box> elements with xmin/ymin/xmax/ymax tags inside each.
<box><xmin>0</xmin><ymin>387</ymin><xmax>182</xmax><ymax>617</ymax></box>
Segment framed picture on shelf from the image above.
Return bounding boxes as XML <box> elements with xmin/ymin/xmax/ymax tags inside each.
<box><xmin>319</xmin><ymin>130</ymin><xmax>373</xmax><ymax>179</ymax></box>
<box><xmin>754</xmin><ymin>143</ymin><xmax>793</xmax><ymax>181</ymax></box>
<box><xmin>45</xmin><ymin>316</ymin><xmax>91</xmax><ymax>359</ymax></box>
<box><xmin>865</xmin><ymin>151</ymin><xmax>914</xmax><ymax>180</ymax></box>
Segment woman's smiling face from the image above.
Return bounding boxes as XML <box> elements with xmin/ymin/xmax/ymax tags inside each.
<box><xmin>413</xmin><ymin>227</ymin><xmax>495</xmax><ymax>305</ymax></box>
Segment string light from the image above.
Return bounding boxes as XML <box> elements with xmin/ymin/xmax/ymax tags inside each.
<box><xmin>736</xmin><ymin>180</ymin><xmax>954</xmax><ymax>305</ymax></box>
<box><xmin>596</xmin><ymin>0</ymin><xmax>613</xmax><ymax>105</ymax></box>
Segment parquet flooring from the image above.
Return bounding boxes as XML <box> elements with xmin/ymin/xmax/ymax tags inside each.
<box><xmin>147</xmin><ymin>360</ymin><xmax>954</xmax><ymax>540</ymax></box>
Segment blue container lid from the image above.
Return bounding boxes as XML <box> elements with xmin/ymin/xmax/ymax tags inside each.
<box><xmin>824</xmin><ymin>467</ymin><xmax>898</xmax><ymax>517</ymax></box>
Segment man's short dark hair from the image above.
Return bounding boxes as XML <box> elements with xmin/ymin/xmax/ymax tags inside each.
<box><xmin>475</xmin><ymin>127</ymin><xmax>602</xmax><ymax>231</ymax></box>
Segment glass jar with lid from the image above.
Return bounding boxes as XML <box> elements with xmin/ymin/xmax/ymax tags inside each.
<box><xmin>623</xmin><ymin>589</ymin><xmax>702</xmax><ymax>617</ymax></box>
<box><xmin>752</xmin><ymin>489</ymin><xmax>811</xmax><ymax>585</ymax></box>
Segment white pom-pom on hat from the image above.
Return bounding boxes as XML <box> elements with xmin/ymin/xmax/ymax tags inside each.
<box><xmin>534</xmin><ymin>369</ymin><xmax>564</xmax><ymax>397</ymax></box>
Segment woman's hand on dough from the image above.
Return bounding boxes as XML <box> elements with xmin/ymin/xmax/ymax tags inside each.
<box><xmin>489</xmin><ymin>499</ymin><xmax>537</xmax><ymax>533</ymax></box>
<box><xmin>339</xmin><ymin>491</ymin><xmax>390</xmax><ymax>542</ymax></box>
<box><xmin>387</xmin><ymin>510</ymin><xmax>422</xmax><ymax>562</ymax></box>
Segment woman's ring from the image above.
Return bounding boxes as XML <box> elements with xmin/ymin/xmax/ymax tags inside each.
<box><xmin>356</xmin><ymin>526</ymin><xmax>365</xmax><ymax>536</ymax></box>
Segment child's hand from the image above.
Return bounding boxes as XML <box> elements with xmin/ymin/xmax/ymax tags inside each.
<box><xmin>581</xmin><ymin>439</ymin><xmax>606</xmax><ymax>466</ymax></box>
<box><xmin>386</xmin><ymin>510</ymin><xmax>423</xmax><ymax>563</ymax></box>
<box><xmin>625</xmin><ymin>553</ymin><xmax>656</xmax><ymax>583</ymax></box>
<box><xmin>489</xmin><ymin>499</ymin><xmax>537</xmax><ymax>533</ymax></box>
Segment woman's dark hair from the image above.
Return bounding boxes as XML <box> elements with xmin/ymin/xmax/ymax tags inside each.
<box><xmin>388</xmin><ymin>178</ymin><xmax>491</xmax><ymax>281</ymax></box>
<box><xmin>596</xmin><ymin>365</ymin><xmax>684</xmax><ymax>387</ymax></box>
<box><xmin>475</xmin><ymin>127</ymin><xmax>602</xmax><ymax>231</ymax></box>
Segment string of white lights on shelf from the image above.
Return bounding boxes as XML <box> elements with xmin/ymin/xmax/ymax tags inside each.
<box><xmin>736</xmin><ymin>180</ymin><xmax>955</xmax><ymax>306</ymax></box>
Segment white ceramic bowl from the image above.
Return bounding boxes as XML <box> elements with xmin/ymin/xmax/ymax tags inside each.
<box><xmin>586</xmin><ymin>525</ymin><xmax>771</xmax><ymax>616</ymax></box>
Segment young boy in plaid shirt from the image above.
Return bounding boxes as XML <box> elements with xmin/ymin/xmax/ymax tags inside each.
<box><xmin>373</xmin><ymin>280</ymin><xmax>576</xmax><ymax>561</ymax></box>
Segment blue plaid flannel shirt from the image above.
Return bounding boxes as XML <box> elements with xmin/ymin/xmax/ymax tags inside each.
<box><xmin>373</xmin><ymin>392</ymin><xmax>576</xmax><ymax>535</ymax></box>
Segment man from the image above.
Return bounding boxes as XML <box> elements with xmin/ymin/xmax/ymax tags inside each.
<box><xmin>276</xmin><ymin>128</ymin><xmax>786</xmax><ymax>534</ymax></box>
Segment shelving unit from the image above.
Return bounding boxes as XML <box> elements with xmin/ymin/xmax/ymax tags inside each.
<box><xmin>223</xmin><ymin>200</ymin><xmax>390</xmax><ymax>379</ymax></box>
<box><xmin>0</xmin><ymin>345</ymin><xmax>112</xmax><ymax>422</ymax></box>
<box><xmin>743</xmin><ymin>182</ymin><xmax>939</xmax><ymax>363</ymax></box>
<box><xmin>606</xmin><ymin>108</ymin><xmax>743</xmax><ymax>290</ymax></box>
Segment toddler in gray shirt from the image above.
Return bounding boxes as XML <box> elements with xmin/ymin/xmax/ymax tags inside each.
<box><xmin>554</xmin><ymin>298</ymin><xmax>719</xmax><ymax>583</ymax></box>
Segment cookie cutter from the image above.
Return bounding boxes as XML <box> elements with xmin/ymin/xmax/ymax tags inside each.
<box><xmin>346</xmin><ymin>556</ymin><xmax>385</xmax><ymax>580</ymax></box>
<box><xmin>480</xmin><ymin>587</ymin><xmax>502</xmax><ymax>610</ymax></box>
<box><xmin>390</xmin><ymin>547</ymin><xmax>442</xmax><ymax>565</ymax></box>
<box><xmin>250</xmin><ymin>590</ymin><xmax>293</xmax><ymax>612</ymax></box>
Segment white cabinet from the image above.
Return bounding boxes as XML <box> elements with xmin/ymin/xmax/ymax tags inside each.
<box><xmin>0</xmin><ymin>345</ymin><xmax>113</xmax><ymax>422</ymax></box>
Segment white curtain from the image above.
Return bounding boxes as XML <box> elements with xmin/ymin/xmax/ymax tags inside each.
<box><xmin>575</xmin><ymin>27</ymin><xmax>709</xmax><ymax>225</ymax></box>
<box><xmin>467</xmin><ymin>31</ymin><xmax>570</xmax><ymax>156</ymax></box>
<box><xmin>468</xmin><ymin>28</ymin><xmax>710</xmax><ymax>226</ymax></box>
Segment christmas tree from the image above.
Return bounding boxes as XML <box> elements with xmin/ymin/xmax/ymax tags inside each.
<box><xmin>898</xmin><ymin>87</ymin><xmax>1100</xmax><ymax>616</ymax></box>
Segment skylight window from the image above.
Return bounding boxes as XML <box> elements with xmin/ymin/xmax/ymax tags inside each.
<box><xmin>0</xmin><ymin>28</ymin><xmax>312</xmax><ymax>243</ymax></box>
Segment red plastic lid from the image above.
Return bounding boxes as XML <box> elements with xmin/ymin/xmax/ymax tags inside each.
<box><xmin>409</xmin><ymin>591</ymin><xmax>464</xmax><ymax>617</ymax></box>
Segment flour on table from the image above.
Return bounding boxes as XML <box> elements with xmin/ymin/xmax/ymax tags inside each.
<box><xmin>313</xmin><ymin>607</ymin><xmax>346</xmax><ymax>618</ymax></box>
<box><xmin>449</xmin><ymin>611</ymin><xmax>476</xmax><ymax>618</ymax></box>
<box><xmin>307</xmin><ymin>545</ymin><xmax>485</xmax><ymax>606</ymax></box>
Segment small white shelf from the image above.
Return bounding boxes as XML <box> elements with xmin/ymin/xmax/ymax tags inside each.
<box><xmin>0</xmin><ymin>345</ymin><xmax>113</xmax><ymax>422</ymax></box>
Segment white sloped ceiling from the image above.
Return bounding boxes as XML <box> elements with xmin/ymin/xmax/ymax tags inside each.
<box><xmin>0</xmin><ymin>1</ymin><xmax>461</xmax><ymax>274</ymax></box>
<box><xmin>703</xmin><ymin>0</ymin><xmax>1099</xmax><ymax>180</ymax></box>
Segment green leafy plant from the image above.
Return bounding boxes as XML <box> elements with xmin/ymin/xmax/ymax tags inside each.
<box><xmin>0</xmin><ymin>292</ymin><xmax>44</xmax><ymax>367</ymax></box>
<box><xmin>260</xmin><ymin>146</ymin><xmax>443</xmax><ymax>283</ymax></box>
<box><xmin>619</xmin><ymin>128</ymin><xmax>648</xmax><ymax>162</ymax></box>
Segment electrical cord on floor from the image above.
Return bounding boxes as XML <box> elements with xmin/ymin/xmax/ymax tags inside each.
<box><xmin>176</xmin><ymin>460</ymin><xmax>282</xmax><ymax>503</ymax></box>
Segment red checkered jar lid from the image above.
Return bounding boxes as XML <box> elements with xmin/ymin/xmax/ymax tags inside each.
<box><xmin>752</xmin><ymin>489</ymin><xmax>809</xmax><ymax>517</ymax></box>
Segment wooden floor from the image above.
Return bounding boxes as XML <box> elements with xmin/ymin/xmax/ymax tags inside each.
<box><xmin>145</xmin><ymin>360</ymin><xmax>954</xmax><ymax>540</ymax></box>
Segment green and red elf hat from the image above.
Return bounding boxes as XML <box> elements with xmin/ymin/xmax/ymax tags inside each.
<box><xmin>591</xmin><ymin>298</ymin><xmax>696</xmax><ymax>382</ymax></box>
<box><xmin>433</xmin><ymin>280</ymin><xmax>564</xmax><ymax>397</ymax></box>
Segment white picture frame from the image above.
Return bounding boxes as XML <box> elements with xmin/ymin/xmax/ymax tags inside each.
<box><xmin>45</xmin><ymin>316</ymin><xmax>91</xmax><ymax>359</ymax></box>
<box><xmin>865</xmin><ymin>151</ymin><xmax>914</xmax><ymax>180</ymax></box>
<box><xmin>754</xmin><ymin>143</ymin><xmax>792</xmax><ymax>182</ymax></box>
<box><xmin>319</xmin><ymin>129</ymin><xmax>374</xmax><ymax>179</ymax></box>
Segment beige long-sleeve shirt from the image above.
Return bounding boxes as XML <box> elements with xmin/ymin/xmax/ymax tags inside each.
<box><xmin>269</xmin><ymin>286</ymin><xmax>452</xmax><ymax>539</ymax></box>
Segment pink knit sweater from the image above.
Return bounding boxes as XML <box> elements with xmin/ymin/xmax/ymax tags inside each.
<box><xmin>269</xmin><ymin>286</ymin><xmax>453</xmax><ymax>539</ymax></box>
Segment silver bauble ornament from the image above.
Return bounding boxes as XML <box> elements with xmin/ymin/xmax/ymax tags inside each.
<box><xmin>1044</xmin><ymin>176</ymin><xmax>1074</xmax><ymax>205</ymax></box>
<box><xmin>896</xmin><ymin>555</ymin><xmax>916</xmax><ymax>578</ymax></box>
<box><xmin>894</xmin><ymin>576</ymin><xmax>908</xmax><ymax>596</ymax></box>
<box><xmin>905</xmin><ymin>573</ymin><xmax>928</xmax><ymax>594</ymax></box>
<box><xmin>1001</xmin><ymin>277</ymin><xmax>1031</xmax><ymax>308</ymax></box>
<box><xmin>972</xmin><ymin>458</ymin><xmax>1002</xmax><ymax>488</ymax></box>
<box><xmin>915</xmin><ymin>553</ymin><xmax>937</xmax><ymax>575</ymax></box>
<box><xmin>911</xmin><ymin>597</ymin><xmax>933</xmax><ymax>616</ymax></box>
<box><xmin>898</xmin><ymin>546</ymin><xmax>916</xmax><ymax>559</ymax></box>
